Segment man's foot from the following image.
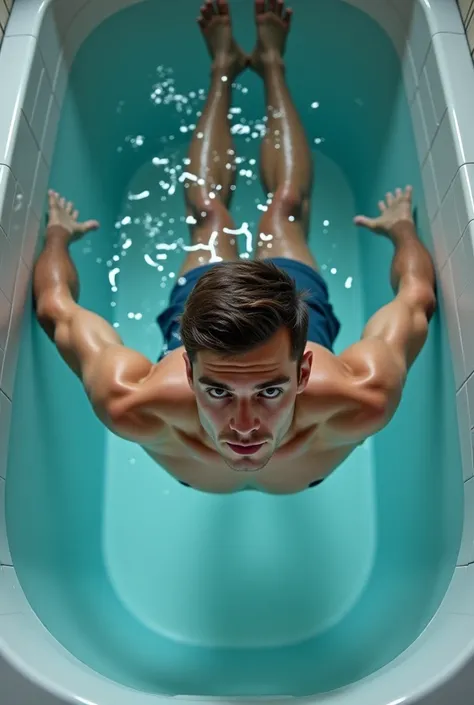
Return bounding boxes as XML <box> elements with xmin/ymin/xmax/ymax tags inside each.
<box><xmin>198</xmin><ymin>0</ymin><xmax>248</xmax><ymax>78</ymax></box>
<box><xmin>250</xmin><ymin>0</ymin><xmax>293</xmax><ymax>75</ymax></box>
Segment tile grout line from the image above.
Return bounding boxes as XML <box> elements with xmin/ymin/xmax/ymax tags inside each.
<box><xmin>459</xmin><ymin>0</ymin><xmax>474</xmax><ymax>52</ymax></box>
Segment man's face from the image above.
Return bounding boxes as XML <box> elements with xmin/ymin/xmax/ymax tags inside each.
<box><xmin>184</xmin><ymin>328</ymin><xmax>313</xmax><ymax>472</ymax></box>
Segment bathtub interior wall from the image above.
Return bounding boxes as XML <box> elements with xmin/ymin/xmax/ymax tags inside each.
<box><xmin>5</xmin><ymin>0</ymin><xmax>463</xmax><ymax>698</ymax></box>
<box><xmin>356</xmin><ymin>108</ymin><xmax>463</xmax><ymax>628</ymax></box>
<box><xmin>2</xmin><ymin>55</ymin><xmax>118</xmax><ymax>637</ymax></box>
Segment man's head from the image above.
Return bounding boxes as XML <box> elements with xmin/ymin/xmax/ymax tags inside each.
<box><xmin>180</xmin><ymin>260</ymin><xmax>313</xmax><ymax>472</ymax></box>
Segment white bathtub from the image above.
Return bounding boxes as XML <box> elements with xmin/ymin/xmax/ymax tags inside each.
<box><xmin>1</xmin><ymin>0</ymin><xmax>474</xmax><ymax>703</ymax></box>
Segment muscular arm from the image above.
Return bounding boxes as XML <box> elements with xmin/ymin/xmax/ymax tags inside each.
<box><xmin>360</xmin><ymin>218</ymin><xmax>436</xmax><ymax>366</ymax></box>
<box><xmin>34</xmin><ymin>193</ymin><xmax>160</xmax><ymax>439</ymax></box>
<box><xmin>329</xmin><ymin>188</ymin><xmax>436</xmax><ymax>441</ymax></box>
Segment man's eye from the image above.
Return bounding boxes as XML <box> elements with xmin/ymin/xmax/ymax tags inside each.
<box><xmin>260</xmin><ymin>388</ymin><xmax>283</xmax><ymax>399</ymax></box>
<box><xmin>206</xmin><ymin>388</ymin><xmax>283</xmax><ymax>400</ymax></box>
<box><xmin>207</xmin><ymin>388</ymin><xmax>229</xmax><ymax>399</ymax></box>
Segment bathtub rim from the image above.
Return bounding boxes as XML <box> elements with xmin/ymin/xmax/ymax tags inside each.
<box><xmin>2</xmin><ymin>0</ymin><xmax>474</xmax><ymax>703</ymax></box>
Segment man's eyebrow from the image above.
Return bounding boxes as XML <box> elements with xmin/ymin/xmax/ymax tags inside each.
<box><xmin>198</xmin><ymin>376</ymin><xmax>291</xmax><ymax>391</ymax></box>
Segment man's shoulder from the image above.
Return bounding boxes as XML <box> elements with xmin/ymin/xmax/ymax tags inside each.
<box><xmin>100</xmin><ymin>348</ymin><xmax>195</xmax><ymax>442</ymax></box>
<box><xmin>152</xmin><ymin>349</ymin><xmax>197</xmax><ymax>414</ymax></box>
<box><xmin>304</xmin><ymin>342</ymin><xmax>353</xmax><ymax>393</ymax></box>
<box><xmin>337</xmin><ymin>337</ymin><xmax>407</xmax><ymax>396</ymax></box>
<box><xmin>303</xmin><ymin>340</ymin><xmax>402</xmax><ymax>444</ymax></box>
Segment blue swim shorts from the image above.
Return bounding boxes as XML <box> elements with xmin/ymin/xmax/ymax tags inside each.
<box><xmin>157</xmin><ymin>257</ymin><xmax>341</xmax><ymax>361</ymax></box>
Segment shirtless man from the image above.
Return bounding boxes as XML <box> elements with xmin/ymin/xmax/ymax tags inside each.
<box><xmin>33</xmin><ymin>0</ymin><xmax>436</xmax><ymax>494</ymax></box>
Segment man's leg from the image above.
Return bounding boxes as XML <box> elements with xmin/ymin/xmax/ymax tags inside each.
<box><xmin>179</xmin><ymin>0</ymin><xmax>248</xmax><ymax>276</ymax></box>
<box><xmin>251</xmin><ymin>0</ymin><xmax>318</xmax><ymax>269</ymax></box>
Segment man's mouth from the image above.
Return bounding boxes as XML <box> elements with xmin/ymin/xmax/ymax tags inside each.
<box><xmin>226</xmin><ymin>442</ymin><xmax>266</xmax><ymax>456</ymax></box>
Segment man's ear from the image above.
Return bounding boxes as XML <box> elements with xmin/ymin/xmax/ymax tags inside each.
<box><xmin>297</xmin><ymin>350</ymin><xmax>313</xmax><ymax>392</ymax></box>
<box><xmin>183</xmin><ymin>352</ymin><xmax>194</xmax><ymax>389</ymax></box>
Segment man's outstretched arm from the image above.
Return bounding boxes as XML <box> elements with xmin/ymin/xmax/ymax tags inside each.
<box><xmin>354</xmin><ymin>186</ymin><xmax>436</xmax><ymax>369</ymax></box>
<box><xmin>326</xmin><ymin>187</ymin><xmax>436</xmax><ymax>442</ymax></box>
<box><xmin>34</xmin><ymin>191</ymin><xmax>158</xmax><ymax>436</ymax></box>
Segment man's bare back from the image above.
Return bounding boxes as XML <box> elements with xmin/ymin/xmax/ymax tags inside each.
<box><xmin>33</xmin><ymin>1</ymin><xmax>437</xmax><ymax>495</ymax></box>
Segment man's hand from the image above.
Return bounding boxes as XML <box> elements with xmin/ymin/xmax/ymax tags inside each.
<box><xmin>330</xmin><ymin>184</ymin><xmax>436</xmax><ymax>445</ymax></box>
<box><xmin>47</xmin><ymin>190</ymin><xmax>100</xmax><ymax>242</ymax></box>
<box><xmin>353</xmin><ymin>186</ymin><xmax>414</xmax><ymax>237</ymax></box>
<box><xmin>35</xmin><ymin>191</ymin><xmax>161</xmax><ymax>441</ymax></box>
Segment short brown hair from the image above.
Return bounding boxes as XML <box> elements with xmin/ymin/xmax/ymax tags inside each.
<box><xmin>179</xmin><ymin>260</ymin><xmax>309</xmax><ymax>364</ymax></box>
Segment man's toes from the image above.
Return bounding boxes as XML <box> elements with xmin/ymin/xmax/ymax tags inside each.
<box><xmin>201</xmin><ymin>3</ymin><xmax>211</xmax><ymax>20</ymax></box>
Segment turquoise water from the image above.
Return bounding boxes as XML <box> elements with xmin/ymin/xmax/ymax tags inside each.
<box><xmin>6</xmin><ymin>0</ymin><xmax>463</xmax><ymax>697</ymax></box>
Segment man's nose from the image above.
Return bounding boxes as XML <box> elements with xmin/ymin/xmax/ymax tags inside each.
<box><xmin>229</xmin><ymin>400</ymin><xmax>260</xmax><ymax>435</ymax></box>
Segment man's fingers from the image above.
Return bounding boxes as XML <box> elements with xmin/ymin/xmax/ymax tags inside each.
<box><xmin>354</xmin><ymin>215</ymin><xmax>373</xmax><ymax>229</ymax></box>
<box><xmin>72</xmin><ymin>210</ymin><xmax>79</xmax><ymax>221</ymax></box>
<box><xmin>202</xmin><ymin>2</ymin><xmax>212</xmax><ymax>19</ymax></box>
<box><xmin>79</xmin><ymin>220</ymin><xmax>100</xmax><ymax>234</ymax></box>
<box><xmin>217</xmin><ymin>0</ymin><xmax>229</xmax><ymax>15</ymax></box>
<box><xmin>378</xmin><ymin>200</ymin><xmax>387</xmax><ymax>212</ymax></box>
<box><xmin>353</xmin><ymin>216</ymin><xmax>365</xmax><ymax>227</ymax></box>
<box><xmin>48</xmin><ymin>190</ymin><xmax>57</xmax><ymax>209</ymax></box>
